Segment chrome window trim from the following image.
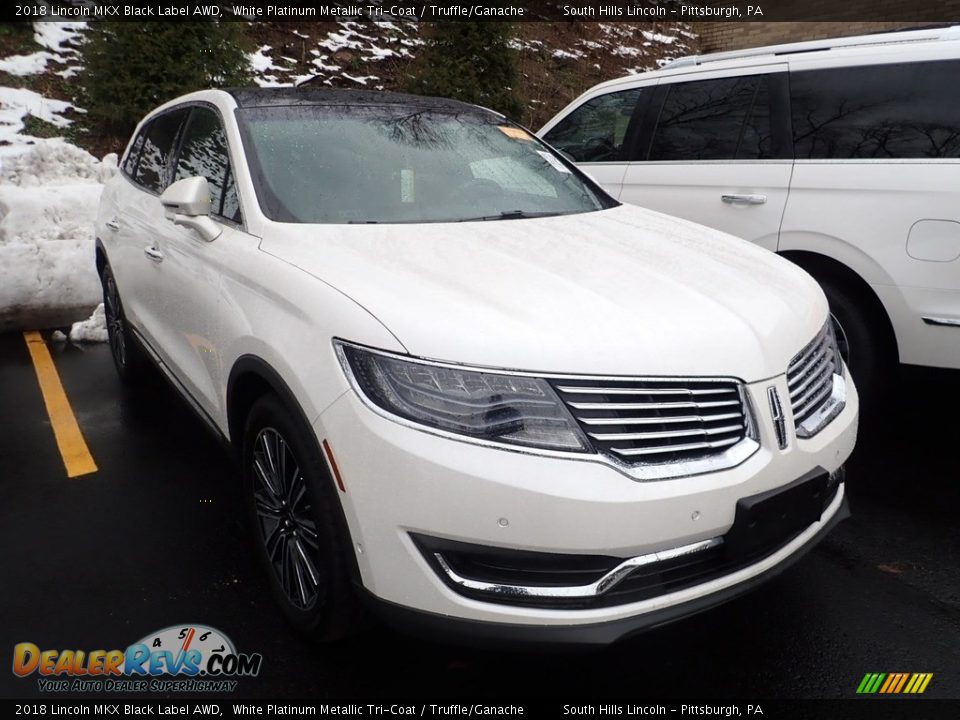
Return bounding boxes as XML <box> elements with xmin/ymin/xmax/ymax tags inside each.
<box><xmin>333</xmin><ymin>339</ymin><xmax>761</xmax><ymax>482</ymax></box>
<box><xmin>433</xmin><ymin>537</ymin><xmax>723</xmax><ymax>600</ymax></box>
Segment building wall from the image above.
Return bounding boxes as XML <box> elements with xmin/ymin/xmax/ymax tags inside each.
<box><xmin>697</xmin><ymin>22</ymin><xmax>953</xmax><ymax>53</ymax></box>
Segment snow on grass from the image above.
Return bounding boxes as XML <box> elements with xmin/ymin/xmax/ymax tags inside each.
<box><xmin>341</xmin><ymin>73</ymin><xmax>379</xmax><ymax>86</ymax></box>
<box><xmin>552</xmin><ymin>49</ymin><xmax>585</xmax><ymax>61</ymax></box>
<box><xmin>0</xmin><ymin>87</ymin><xmax>75</xmax><ymax>147</ymax></box>
<box><xmin>0</xmin><ymin>141</ymin><xmax>110</xmax><ymax>330</ymax></box>
<box><xmin>0</xmin><ymin>22</ymin><xmax>85</xmax><ymax>79</ymax></box>
<box><xmin>0</xmin><ymin>53</ymin><xmax>50</xmax><ymax>77</ymax></box>
<box><xmin>248</xmin><ymin>45</ymin><xmax>297</xmax><ymax>88</ymax></box>
<box><xmin>642</xmin><ymin>30</ymin><xmax>678</xmax><ymax>44</ymax></box>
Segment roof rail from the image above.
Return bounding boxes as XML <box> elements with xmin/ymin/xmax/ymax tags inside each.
<box><xmin>667</xmin><ymin>25</ymin><xmax>960</xmax><ymax>69</ymax></box>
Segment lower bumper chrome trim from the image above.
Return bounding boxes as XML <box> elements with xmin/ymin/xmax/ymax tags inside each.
<box><xmin>433</xmin><ymin>537</ymin><xmax>723</xmax><ymax>600</ymax></box>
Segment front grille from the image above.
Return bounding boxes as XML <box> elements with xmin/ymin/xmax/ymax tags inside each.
<box><xmin>787</xmin><ymin>325</ymin><xmax>839</xmax><ymax>427</ymax></box>
<box><xmin>552</xmin><ymin>378</ymin><xmax>748</xmax><ymax>464</ymax></box>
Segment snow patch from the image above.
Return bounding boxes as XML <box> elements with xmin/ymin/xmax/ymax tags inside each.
<box><xmin>0</xmin><ymin>53</ymin><xmax>50</xmax><ymax>77</ymax></box>
<box><xmin>69</xmin><ymin>303</ymin><xmax>108</xmax><ymax>343</ymax></box>
<box><xmin>0</xmin><ymin>22</ymin><xmax>86</xmax><ymax>78</ymax></box>
<box><xmin>642</xmin><ymin>31</ymin><xmax>677</xmax><ymax>45</ymax></box>
<box><xmin>0</xmin><ymin>86</ymin><xmax>75</xmax><ymax>147</ymax></box>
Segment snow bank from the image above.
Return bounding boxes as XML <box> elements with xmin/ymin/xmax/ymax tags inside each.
<box><xmin>0</xmin><ymin>140</ymin><xmax>108</xmax><ymax>331</ymax></box>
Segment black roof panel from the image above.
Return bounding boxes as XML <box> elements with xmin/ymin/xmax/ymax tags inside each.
<box><xmin>226</xmin><ymin>87</ymin><xmax>500</xmax><ymax>117</ymax></box>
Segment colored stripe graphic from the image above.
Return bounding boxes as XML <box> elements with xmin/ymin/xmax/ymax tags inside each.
<box><xmin>857</xmin><ymin>672</ymin><xmax>933</xmax><ymax>694</ymax></box>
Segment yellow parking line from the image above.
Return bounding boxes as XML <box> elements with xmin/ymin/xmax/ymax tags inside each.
<box><xmin>22</xmin><ymin>331</ymin><xmax>97</xmax><ymax>478</ymax></box>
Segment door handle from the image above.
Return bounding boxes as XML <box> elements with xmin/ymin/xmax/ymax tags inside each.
<box><xmin>105</xmin><ymin>217</ymin><xmax>121</xmax><ymax>231</ymax></box>
<box><xmin>143</xmin><ymin>245</ymin><xmax>164</xmax><ymax>263</ymax></box>
<box><xmin>721</xmin><ymin>194</ymin><xmax>767</xmax><ymax>205</ymax></box>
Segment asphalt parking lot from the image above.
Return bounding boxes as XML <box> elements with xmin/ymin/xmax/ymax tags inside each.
<box><xmin>0</xmin><ymin>330</ymin><xmax>958</xmax><ymax>700</ymax></box>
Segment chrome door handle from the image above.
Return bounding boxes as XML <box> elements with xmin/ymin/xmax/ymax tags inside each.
<box><xmin>721</xmin><ymin>193</ymin><xmax>767</xmax><ymax>205</ymax></box>
<box><xmin>143</xmin><ymin>245</ymin><xmax>164</xmax><ymax>263</ymax></box>
<box><xmin>105</xmin><ymin>217</ymin><xmax>121</xmax><ymax>231</ymax></box>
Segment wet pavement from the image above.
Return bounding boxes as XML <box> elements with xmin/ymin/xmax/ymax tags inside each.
<box><xmin>0</xmin><ymin>331</ymin><xmax>958</xmax><ymax>699</ymax></box>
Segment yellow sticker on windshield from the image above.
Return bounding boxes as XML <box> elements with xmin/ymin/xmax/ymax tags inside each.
<box><xmin>498</xmin><ymin>126</ymin><xmax>533</xmax><ymax>141</ymax></box>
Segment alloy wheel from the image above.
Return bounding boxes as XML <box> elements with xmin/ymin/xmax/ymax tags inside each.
<box><xmin>251</xmin><ymin>427</ymin><xmax>322</xmax><ymax>610</ymax></box>
<box><xmin>104</xmin><ymin>273</ymin><xmax>127</xmax><ymax>369</ymax></box>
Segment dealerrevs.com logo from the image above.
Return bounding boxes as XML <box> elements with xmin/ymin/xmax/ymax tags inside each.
<box><xmin>12</xmin><ymin>624</ymin><xmax>262</xmax><ymax>693</ymax></box>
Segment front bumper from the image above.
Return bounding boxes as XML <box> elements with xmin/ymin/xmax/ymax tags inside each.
<box><xmin>315</xmin><ymin>371</ymin><xmax>858</xmax><ymax>639</ymax></box>
<box><xmin>365</xmin><ymin>488</ymin><xmax>849</xmax><ymax>648</ymax></box>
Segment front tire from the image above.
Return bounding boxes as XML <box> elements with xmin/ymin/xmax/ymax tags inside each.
<box><xmin>101</xmin><ymin>264</ymin><xmax>148</xmax><ymax>384</ymax></box>
<box><xmin>242</xmin><ymin>393</ymin><xmax>360</xmax><ymax>641</ymax></box>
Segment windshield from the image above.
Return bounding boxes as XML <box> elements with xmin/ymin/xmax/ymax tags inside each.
<box><xmin>237</xmin><ymin>104</ymin><xmax>616</xmax><ymax>224</ymax></box>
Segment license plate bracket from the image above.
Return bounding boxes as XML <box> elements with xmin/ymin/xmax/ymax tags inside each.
<box><xmin>724</xmin><ymin>469</ymin><xmax>833</xmax><ymax>558</ymax></box>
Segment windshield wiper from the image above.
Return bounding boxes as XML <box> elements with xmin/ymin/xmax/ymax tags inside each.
<box><xmin>456</xmin><ymin>210</ymin><xmax>564</xmax><ymax>222</ymax></box>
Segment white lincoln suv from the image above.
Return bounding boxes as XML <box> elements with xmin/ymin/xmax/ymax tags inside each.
<box><xmin>96</xmin><ymin>88</ymin><xmax>858</xmax><ymax>645</ymax></box>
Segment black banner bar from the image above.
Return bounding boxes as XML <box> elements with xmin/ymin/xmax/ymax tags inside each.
<box><xmin>7</xmin><ymin>0</ymin><xmax>960</xmax><ymax>23</ymax></box>
<box><xmin>3</xmin><ymin>699</ymin><xmax>960</xmax><ymax>719</ymax></box>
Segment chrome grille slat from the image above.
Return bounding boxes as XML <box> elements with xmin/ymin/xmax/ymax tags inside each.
<box><xmin>611</xmin><ymin>436</ymin><xmax>741</xmax><ymax>458</ymax></box>
<box><xmin>787</xmin><ymin>325</ymin><xmax>840</xmax><ymax>428</ymax></box>
<box><xmin>789</xmin><ymin>360</ymin><xmax>835</xmax><ymax>400</ymax></box>
<box><xmin>793</xmin><ymin>380</ymin><xmax>834</xmax><ymax>423</ymax></box>
<box><xmin>578</xmin><ymin>412</ymin><xmax>743</xmax><ymax>427</ymax></box>
<box><xmin>787</xmin><ymin>346</ymin><xmax>830</xmax><ymax>388</ymax></box>
<box><xmin>552</xmin><ymin>377</ymin><xmax>749</xmax><ymax>466</ymax></box>
<box><xmin>588</xmin><ymin>423</ymin><xmax>744</xmax><ymax>442</ymax></box>
<box><xmin>568</xmin><ymin>399</ymin><xmax>741</xmax><ymax>411</ymax></box>
<box><xmin>555</xmin><ymin>385</ymin><xmax>736</xmax><ymax>397</ymax></box>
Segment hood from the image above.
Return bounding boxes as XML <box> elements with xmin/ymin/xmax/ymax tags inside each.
<box><xmin>260</xmin><ymin>205</ymin><xmax>827</xmax><ymax>380</ymax></box>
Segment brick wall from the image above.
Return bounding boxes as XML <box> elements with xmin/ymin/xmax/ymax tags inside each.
<box><xmin>697</xmin><ymin>21</ymin><xmax>954</xmax><ymax>53</ymax></box>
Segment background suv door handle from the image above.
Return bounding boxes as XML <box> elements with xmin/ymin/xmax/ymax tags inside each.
<box><xmin>143</xmin><ymin>245</ymin><xmax>164</xmax><ymax>263</ymax></box>
<box><xmin>721</xmin><ymin>194</ymin><xmax>768</xmax><ymax>205</ymax></box>
<box><xmin>105</xmin><ymin>217</ymin><xmax>121</xmax><ymax>231</ymax></box>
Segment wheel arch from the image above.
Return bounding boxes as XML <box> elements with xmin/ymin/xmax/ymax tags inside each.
<box><xmin>226</xmin><ymin>354</ymin><xmax>317</xmax><ymax>452</ymax></box>
<box><xmin>778</xmin><ymin>249</ymin><xmax>899</xmax><ymax>363</ymax></box>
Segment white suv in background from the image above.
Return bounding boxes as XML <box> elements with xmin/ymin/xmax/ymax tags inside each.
<box><xmin>96</xmin><ymin>88</ymin><xmax>857</xmax><ymax>645</ymax></box>
<box><xmin>540</xmin><ymin>26</ymin><xmax>960</xmax><ymax>402</ymax></box>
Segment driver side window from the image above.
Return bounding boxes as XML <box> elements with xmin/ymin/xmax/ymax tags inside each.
<box><xmin>543</xmin><ymin>89</ymin><xmax>643</xmax><ymax>163</ymax></box>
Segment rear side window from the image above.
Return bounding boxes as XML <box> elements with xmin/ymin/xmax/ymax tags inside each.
<box><xmin>791</xmin><ymin>61</ymin><xmax>960</xmax><ymax>159</ymax></box>
<box><xmin>135</xmin><ymin>109</ymin><xmax>188</xmax><ymax>193</ymax></box>
<box><xmin>542</xmin><ymin>89</ymin><xmax>644</xmax><ymax>162</ymax></box>
<box><xmin>649</xmin><ymin>75</ymin><xmax>773</xmax><ymax>161</ymax></box>
<box><xmin>174</xmin><ymin>107</ymin><xmax>231</xmax><ymax>219</ymax></box>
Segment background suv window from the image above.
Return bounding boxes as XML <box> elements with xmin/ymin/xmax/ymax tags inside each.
<box><xmin>791</xmin><ymin>60</ymin><xmax>960</xmax><ymax>159</ymax></box>
<box><xmin>134</xmin><ymin>109</ymin><xmax>188</xmax><ymax>193</ymax></box>
<box><xmin>649</xmin><ymin>76</ymin><xmax>772</xmax><ymax>161</ymax></box>
<box><xmin>543</xmin><ymin>89</ymin><xmax>644</xmax><ymax>162</ymax></box>
<box><xmin>174</xmin><ymin>107</ymin><xmax>236</xmax><ymax>221</ymax></box>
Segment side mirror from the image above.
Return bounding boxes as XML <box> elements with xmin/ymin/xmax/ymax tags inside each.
<box><xmin>160</xmin><ymin>176</ymin><xmax>222</xmax><ymax>242</ymax></box>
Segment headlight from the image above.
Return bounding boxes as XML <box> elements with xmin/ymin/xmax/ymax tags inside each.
<box><xmin>335</xmin><ymin>342</ymin><xmax>590</xmax><ymax>452</ymax></box>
